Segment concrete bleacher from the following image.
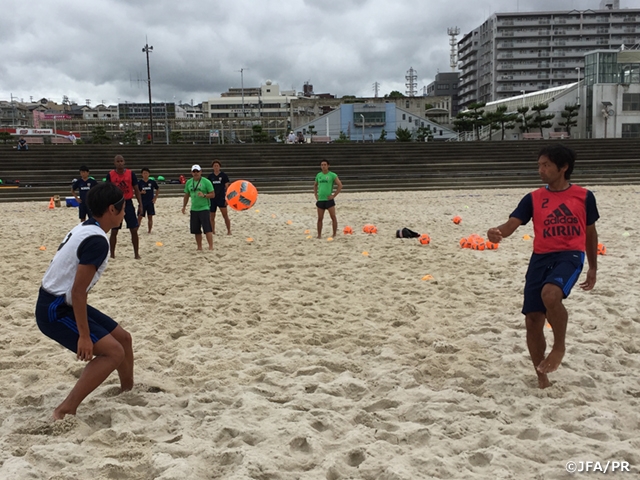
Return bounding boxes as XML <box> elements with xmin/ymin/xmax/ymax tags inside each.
<box><xmin>1</xmin><ymin>139</ymin><xmax>639</xmax><ymax>202</ymax></box>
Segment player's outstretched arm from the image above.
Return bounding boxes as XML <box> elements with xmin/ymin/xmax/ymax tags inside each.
<box><xmin>487</xmin><ymin>217</ymin><xmax>522</xmax><ymax>243</ymax></box>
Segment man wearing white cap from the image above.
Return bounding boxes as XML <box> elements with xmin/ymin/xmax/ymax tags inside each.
<box><xmin>182</xmin><ymin>164</ymin><xmax>215</xmax><ymax>250</ymax></box>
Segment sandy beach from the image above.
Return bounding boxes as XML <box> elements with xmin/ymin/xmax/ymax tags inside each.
<box><xmin>0</xmin><ymin>186</ymin><xmax>638</xmax><ymax>480</ymax></box>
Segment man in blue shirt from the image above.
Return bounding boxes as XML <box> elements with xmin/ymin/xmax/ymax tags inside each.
<box><xmin>71</xmin><ymin>166</ymin><xmax>99</xmax><ymax>221</ymax></box>
<box><xmin>137</xmin><ymin>167</ymin><xmax>160</xmax><ymax>233</ymax></box>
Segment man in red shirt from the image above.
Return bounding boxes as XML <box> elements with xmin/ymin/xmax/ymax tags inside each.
<box><xmin>106</xmin><ymin>155</ymin><xmax>143</xmax><ymax>259</ymax></box>
<box><xmin>487</xmin><ymin>144</ymin><xmax>599</xmax><ymax>388</ymax></box>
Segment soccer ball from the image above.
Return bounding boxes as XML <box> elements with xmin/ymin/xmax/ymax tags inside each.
<box><xmin>343</xmin><ymin>226</ymin><xmax>353</xmax><ymax>235</ymax></box>
<box><xmin>453</xmin><ymin>216</ymin><xmax>462</xmax><ymax>225</ymax></box>
<box><xmin>419</xmin><ymin>234</ymin><xmax>431</xmax><ymax>245</ymax></box>
<box><xmin>226</xmin><ymin>180</ymin><xmax>258</xmax><ymax>211</ymax></box>
<box><xmin>597</xmin><ymin>243</ymin><xmax>607</xmax><ymax>255</ymax></box>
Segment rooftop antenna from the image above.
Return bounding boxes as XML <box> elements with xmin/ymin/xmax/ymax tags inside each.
<box><xmin>448</xmin><ymin>27</ymin><xmax>460</xmax><ymax>71</ymax></box>
<box><xmin>405</xmin><ymin>67</ymin><xmax>417</xmax><ymax>97</ymax></box>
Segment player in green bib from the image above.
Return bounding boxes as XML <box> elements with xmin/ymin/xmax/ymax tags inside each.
<box><xmin>182</xmin><ymin>164</ymin><xmax>215</xmax><ymax>250</ymax></box>
<box><xmin>314</xmin><ymin>159</ymin><xmax>343</xmax><ymax>238</ymax></box>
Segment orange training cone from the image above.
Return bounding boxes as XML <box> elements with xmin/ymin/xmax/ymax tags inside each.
<box><xmin>48</xmin><ymin>197</ymin><xmax>55</xmax><ymax>209</ymax></box>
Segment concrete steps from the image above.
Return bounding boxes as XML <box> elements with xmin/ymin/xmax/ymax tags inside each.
<box><xmin>1</xmin><ymin>139</ymin><xmax>639</xmax><ymax>202</ymax></box>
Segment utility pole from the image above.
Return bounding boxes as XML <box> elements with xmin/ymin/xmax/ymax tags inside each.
<box><xmin>142</xmin><ymin>39</ymin><xmax>154</xmax><ymax>143</ymax></box>
<box><xmin>10</xmin><ymin>93</ymin><xmax>18</xmax><ymax>127</ymax></box>
<box><xmin>238</xmin><ymin>67</ymin><xmax>248</xmax><ymax>118</ymax></box>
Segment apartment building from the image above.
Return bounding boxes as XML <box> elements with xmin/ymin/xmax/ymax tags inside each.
<box><xmin>458</xmin><ymin>1</ymin><xmax>640</xmax><ymax>110</ymax></box>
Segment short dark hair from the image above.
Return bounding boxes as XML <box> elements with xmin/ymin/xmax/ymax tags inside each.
<box><xmin>79</xmin><ymin>165</ymin><xmax>89</xmax><ymax>172</ymax></box>
<box><xmin>87</xmin><ymin>182</ymin><xmax>124</xmax><ymax>217</ymax></box>
<box><xmin>320</xmin><ymin>159</ymin><xmax>330</xmax><ymax>165</ymax></box>
<box><xmin>538</xmin><ymin>144</ymin><xmax>576</xmax><ymax>180</ymax></box>
<box><xmin>141</xmin><ymin>167</ymin><xmax>150</xmax><ymax>173</ymax></box>
<box><xmin>212</xmin><ymin>160</ymin><xmax>222</xmax><ymax>167</ymax></box>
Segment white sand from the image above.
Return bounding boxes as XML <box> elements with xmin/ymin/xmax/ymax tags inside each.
<box><xmin>0</xmin><ymin>186</ymin><xmax>639</xmax><ymax>479</ymax></box>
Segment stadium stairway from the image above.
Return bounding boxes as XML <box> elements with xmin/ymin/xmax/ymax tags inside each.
<box><xmin>1</xmin><ymin>139</ymin><xmax>639</xmax><ymax>202</ymax></box>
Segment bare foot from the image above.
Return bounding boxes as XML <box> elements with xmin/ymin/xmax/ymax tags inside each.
<box><xmin>110</xmin><ymin>254</ymin><xmax>116</xmax><ymax>259</ymax></box>
<box><xmin>196</xmin><ymin>247</ymin><xmax>203</xmax><ymax>251</ymax></box>
<box><xmin>537</xmin><ymin>372</ymin><xmax>551</xmax><ymax>389</ymax></box>
<box><xmin>227</xmin><ymin>232</ymin><xmax>231</xmax><ymax>235</ymax></box>
<box><xmin>208</xmin><ymin>246</ymin><xmax>214</xmax><ymax>250</ymax></box>
<box><xmin>135</xmin><ymin>255</ymin><xmax>141</xmax><ymax>260</ymax></box>
<box><xmin>537</xmin><ymin>349</ymin><xmax>565</xmax><ymax>374</ymax></box>
<box><xmin>120</xmin><ymin>381</ymin><xmax>134</xmax><ymax>392</ymax></box>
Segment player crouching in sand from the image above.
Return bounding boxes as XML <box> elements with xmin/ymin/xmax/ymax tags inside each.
<box><xmin>35</xmin><ymin>182</ymin><xmax>134</xmax><ymax>420</ymax></box>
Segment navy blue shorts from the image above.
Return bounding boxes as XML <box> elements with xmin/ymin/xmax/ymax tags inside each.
<box><xmin>35</xmin><ymin>288</ymin><xmax>118</xmax><ymax>353</ymax></box>
<box><xmin>316</xmin><ymin>199</ymin><xmax>336</xmax><ymax>210</ymax></box>
<box><xmin>113</xmin><ymin>200</ymin><xmax>138</xmax><ymax>230</ymax></box>
<box><xmin>190</xmin><ymin>210</ymin><xmax>212</xmax><ymax>234</ymax></box>
<box><xmin>78</xmin><ymin>202</ymin><xmax>90</xmax><ymax>220</ymax></box>
<box><xmin>522</xmin><ymin>251</ymin><xmax>585</xmax><ymax>314</ymax></box>
<box><xmin>209</xmin><ymin>196</ymin><xmax>227</xmax><ymax>212</ymax></box>
<box><xmin>140</xmin><ymin>203</ymin><xmax>155</xmax><ymax>217</ymax></box>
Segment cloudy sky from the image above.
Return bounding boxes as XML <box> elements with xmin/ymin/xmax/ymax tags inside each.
<box><xmin>0</xmin><ymin>0</ymin><xmax>612</xmax><ymax>106</ymax></box>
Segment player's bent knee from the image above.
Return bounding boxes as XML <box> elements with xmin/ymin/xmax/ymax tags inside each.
<box><xmin>541</xmin><ymin>285</ymin><xmax>563</xmax><ymax>308</ymax></box>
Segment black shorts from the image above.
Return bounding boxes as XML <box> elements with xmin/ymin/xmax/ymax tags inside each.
<box><xmin>210</xmin><ymin>196</ymin><xmax>227</xmax><ymax>212</ymax></box>
<box><xmin>522</xmin><ymin>251</ymin><xmax>585</xmax><ymax>314</ymax></box>
<box><xmin>35</xmin><ymin>288</ymin><xmax>118</xmax><ymax>353</ymax></box>
<box><xmin>190</xmin><ymin>210</ymin><xmax>212</xmax><ymax>234</ymax></box>
<box><xmin>78</xmin><ymin>202</ymin><xmax>90</xmax><ymax>219</ymax></box>
<box><xmin>316</xmin><ymin>199</ymin><xmax>336</xmax><ymax>210</ymax></box>
<box><xmin>140</xmin><ymin>203</ymin><xmax>155</xmax><ymax>217</ymax></box>
<box><xmin>113</xmin><ymin>200</ymin><xmax>139</xmax><ymax>230</ymax></box>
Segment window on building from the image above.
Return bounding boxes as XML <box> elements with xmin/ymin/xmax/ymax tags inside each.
<box><xmin>402</xmin><ymin>114</ymin><xmax>406</xmax><ymax>120</ymax></box>
<box><xmin>623</xmin><ymin>93</ymin><xmax>640</xmax><ymax>111</ymax></box>
<box><xmin>622</xmin><ymin>123</ymin><xmax>640</xmax><ymax>138</ymax></box>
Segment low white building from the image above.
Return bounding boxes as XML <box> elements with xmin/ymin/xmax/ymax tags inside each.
<box><xmin>202</xmin><ymin>81</ymin><xmax>299</xmax><ymax>121</ymax></box>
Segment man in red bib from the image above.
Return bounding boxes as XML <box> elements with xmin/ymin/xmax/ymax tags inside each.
<box><xmin>106</xmin><ymin>155</ymin><xmax>143</xmax><ymax>259</ymax></box>
<box><xmin>487</xmin><ymin>144</ymin><xmax>599</xmax><ymax>389</ymax></box>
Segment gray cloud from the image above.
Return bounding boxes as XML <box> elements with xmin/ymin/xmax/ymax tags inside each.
<box><xmin>0</xmin><ymin>0</ymin><xmax>607</xmax><ymax>105</ymax></box>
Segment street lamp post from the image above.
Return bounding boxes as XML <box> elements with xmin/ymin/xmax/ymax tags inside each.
<box><xmin>575</xmin><ymin>67</ymin><xmax>581</xmax><ymax>106</ymax></box>
<box><xmin>142</xmin><ymin>41</ymin><xmax>154</xmax><ymax>143</ymax></box>
<box><xmin>360</xmin><ymin>114</ymin><xmax>365</xmax><ymax>142</ymax></box>
<box><xmin>520</xmin><ymin>90</ymin><xmax>526</xmax><ymax>107</ymax></box>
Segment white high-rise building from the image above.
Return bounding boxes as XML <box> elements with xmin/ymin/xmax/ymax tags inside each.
<box><xmin>458</xmin><ymin>3</ymin><xmax>640</xmax><ymax>109</ymax></box>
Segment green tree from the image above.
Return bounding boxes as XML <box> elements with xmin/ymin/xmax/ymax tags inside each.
<box><xmin>251</xmin><ymin>125</ymin><xmax>269</xmax><ymax>143</ymax></box>
<box><xmin>395</xmin><ymin>126</ymin><xmax>412</xmax><ymax>142</ymax></box>
<box><xmin>170</xmin><ymin>130</ymin><xmax>184</xmax><ymax>144</ymax></box>
<box><xmin>558</xmin><ymin>104</ymin><xmax>579</xmax><ymax>136</ymax></box>
<box><xmin>91</xmin><ymin>125</ymin><xmax>111</xmax><ymax>144</ymax></box>
<box><xmin>378</xmin><ymin>129</ymin><xmax>387</xmax><ymax>142</ymax></box>
<box><xmin>122</xmin><ymin>129</ymin><xmax>137</xmax><ymax>145</ymax></box>
<box><xmin>453</xmin><ymin>110</ymin><xmax>474</xmax><ymax>135</ymax></box>
<box><xmin>468</xmin><ymin>102</ymin><xmax>487</xmax><ymax>141</ymax></box>
<box><xmin>335</xmin><ymin>131</ymin><xmax>350</xmax><ymax>143</ymax></box>
<box><xmin>516</xmin><ymin>106</ymin><xmax>534</xmax><ymax>133</ymax></box>
<box><xmin>308</xmin><ymin>125</ymin><xmax>317</xmax><ymax>138</ymax></box>
<box><xmin>385</xmin><ymin>91</ymin><xmax>405</xmax><ymax>99</ymax></box>
<box><xmin>416</xmin><ymin>126</ymin><xmax>433</xmax><ymax>142</ymax></box>
<box><xmin>0</xmin><ymin>132</ymin><xmax>12</xmax><ymax>144</ymax></box>
<box><xmin>487</xmin><ymin>106</ymin><xmax>517</xmax><ymax>140</ymax></box>
<box><xmin>530</xmin><ymin>103</ymin><xmax>555</xmax><ymax>136</ymax></box>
